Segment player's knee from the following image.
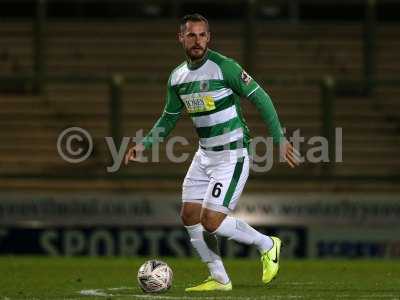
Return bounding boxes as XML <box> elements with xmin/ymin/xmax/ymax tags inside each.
<box><xmin>180</xmin><ymin>203</ymin><xmax>201</xmax><ymax>226</ymax></box>
<box><xmin>200</xmin><ymin>214</ymin><xmax>220</xmax><ymax>233</ymax></box>
<box><xmin>201</xmin><ymin>208</ymin><xmax>227</xmax><ymax>232</ymax></box>
<box><xmin>201</xmin><ymin>221</ymin><xmax>218</xmax><ymax>233</ymax></box>
<box><xmin>181</xmin><ymin>212</ymin><xmax>196</xmax><ymax>226</ymax></box>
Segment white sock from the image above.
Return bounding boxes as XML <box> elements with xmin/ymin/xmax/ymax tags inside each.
<box><xmin>185</xmin><ymin>223</ymin><xmax>230</xmax><ymax>284</ymax></box>
<box><xmin>214</xmin><ymin>216</ymin><xmax>273</xmax><ymax>253</ymax></box>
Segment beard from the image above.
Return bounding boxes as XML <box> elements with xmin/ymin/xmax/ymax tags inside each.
<box><xmin>186</xmin><ymin>45</ymin><xmax>206</xmax><ymax>61</ymax></box>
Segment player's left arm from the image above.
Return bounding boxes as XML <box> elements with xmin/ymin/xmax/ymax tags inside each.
<box><xmin>220</xmin><ymin>59</ymin><xmax>300</xmax><ymax>167</ymax></box>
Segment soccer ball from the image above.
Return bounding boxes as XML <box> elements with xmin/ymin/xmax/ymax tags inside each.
<box><xmin>137</xmin><ymin>260</ymin><xmax>173</xmax><ymax>293</ymax></box>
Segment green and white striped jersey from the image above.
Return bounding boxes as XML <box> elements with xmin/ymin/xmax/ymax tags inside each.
<box><xmin>142</xmin><ymin>48</ymin><xmax>284</xmax><ymax>150</ymax></box>
<box><xmin>165</xmin><ymin>49</ymin><xmax>259</xmax><ymax>148</ymax></box>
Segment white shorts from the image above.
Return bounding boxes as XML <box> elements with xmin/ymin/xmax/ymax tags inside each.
<box><xmin>182</xmin><ymin>147</ymin><xmax>249</xmax><ymax>214</ymax></box>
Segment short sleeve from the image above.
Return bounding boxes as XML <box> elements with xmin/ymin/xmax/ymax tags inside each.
<box><xmin>220</xmin><ymin>59</ymin><xmax>260</xmax><ymax>98</ymax></box>
<box><xmin>164</xmin><ymin>77</ymin><xmax>184</xmax><ymax>114</ymax></box>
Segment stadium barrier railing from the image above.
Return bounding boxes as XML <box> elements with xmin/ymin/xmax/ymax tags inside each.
<box><xmin>1</xmin><ymin>73</ymin><xmax>400</xmax><ymax>182</ymax></box>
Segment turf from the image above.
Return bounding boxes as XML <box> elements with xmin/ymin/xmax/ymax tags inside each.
<box><xmin>0</xmin><ymin>257</ymin><xmax>399</xmax><ymax>300</ymax></box>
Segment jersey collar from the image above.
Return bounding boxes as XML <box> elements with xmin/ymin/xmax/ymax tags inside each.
<box><xmin>186</xmin><ymin>49</ymin><xmax>209</xmax><ymax>70</ymax></box>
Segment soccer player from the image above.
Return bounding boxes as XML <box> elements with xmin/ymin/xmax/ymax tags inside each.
<box><xmin>125</xmin><ymin>13</ymin><xmax>300</xmax><ymax>291</ymax></box>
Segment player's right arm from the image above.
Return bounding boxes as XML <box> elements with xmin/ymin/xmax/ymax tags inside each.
<box><xmin>125</xmin><ymin>77</ymin><xmax>183</xmax><ymax>164</ymax></box>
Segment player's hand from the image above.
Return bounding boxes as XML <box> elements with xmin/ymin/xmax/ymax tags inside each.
<box><xmin>281</xmin><ymin>141</ymin><xmax>300</xmax><ymax>168</ymax></box>
<box><xmin>124</xmin><ymin>144</ymin><xmax>145</xmax><ymax>165</ymax></box>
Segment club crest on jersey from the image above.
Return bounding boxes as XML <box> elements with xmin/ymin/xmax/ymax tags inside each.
<box><xmin>241</xmin><ymin>70</ymin><xmax>252</xmax><ymax>85</ymax></box>
<box><xmin>199</xmin><ymin>80</ymin><xmax>209</xmax><ymax>92</ymax></box>
<box><xmin>181</xmin><ymin>94</ymin><xmax>216</xmax><ymax>113</ymax></box>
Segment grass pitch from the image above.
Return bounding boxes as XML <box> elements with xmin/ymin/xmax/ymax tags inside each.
<box><xmin>0</xmin><ymin>257</ymin><xmax>399</xmax><ymax>300</ymax></box>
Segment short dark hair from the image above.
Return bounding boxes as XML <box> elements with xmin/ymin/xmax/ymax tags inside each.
<box><xmin>180</xmin><ymin>13</ymin><xmax>210</xmax><ymax>32</ymax></box>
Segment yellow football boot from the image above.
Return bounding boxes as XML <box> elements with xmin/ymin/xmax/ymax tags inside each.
<box><xmin>261</xmin><ymin>236</ymin><xmax>282</xmax><ymax>284</ymax></box>
<box><xmin>185</xmin><ymin>276</ymin><xmax>232</xmax><ymax>292</ymax></box>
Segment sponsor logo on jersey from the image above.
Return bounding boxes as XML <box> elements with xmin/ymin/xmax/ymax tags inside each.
<box><xmin>182</xmin><ymin>94</ymin><xmax>216</xmax><ymax>113</ymax></box>
<box><xmin>241</xmin><ymin>70</ymin><xmax>252</xmax><ymax>85</ymax></box>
